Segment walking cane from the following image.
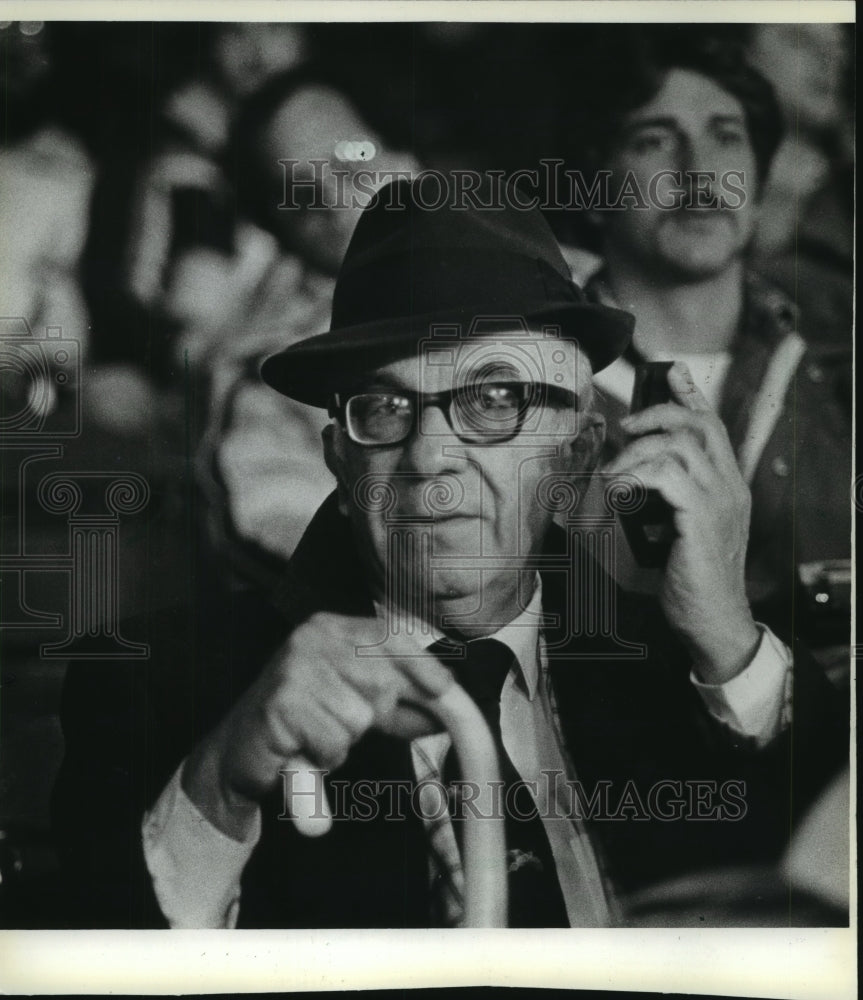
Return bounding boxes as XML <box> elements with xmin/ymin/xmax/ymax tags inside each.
<box><xmin>284</xmin><ymin>679</ymin><xmax>508</xmax><ymax>927</ymax></box>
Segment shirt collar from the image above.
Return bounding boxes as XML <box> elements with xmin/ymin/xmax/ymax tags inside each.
<box><xmin>490</xmin><ymin>577</ymin><xmax>542</xmax><ymax>700</ymax></box>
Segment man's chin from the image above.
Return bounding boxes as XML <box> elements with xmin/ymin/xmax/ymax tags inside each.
<box><xmin>659</xmin><ymin>247</ymin><xmax>739</xmax><ymax>282</ymax></box>
<box><xmin>429</xmin><ymin>571</ymin><xmax>482</xmax><ymax>605</ymax></box>
<box><xmin>431</xmin><ymin>570</ymin><xmax>535</xmax><ymax>637</ymax></box>
<box><xmin>656</xmin><ymin>223</ymin><xmax>743</xmax><ymax>278</ymax></box>
<box><xmin>375</xmin><ymin>566</ymin><xmax>531</xmax><ymax>638</ymax></box>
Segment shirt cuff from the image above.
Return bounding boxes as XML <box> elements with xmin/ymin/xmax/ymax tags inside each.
<box><xmin>142</xmin><ymin>760</ymin><xmax>261</xmax><ymax>928</ymax></box>
<box><xmin>690</xmin><ymin>624</ymin><xmax>792</xmax><ymax>747</ymax></box>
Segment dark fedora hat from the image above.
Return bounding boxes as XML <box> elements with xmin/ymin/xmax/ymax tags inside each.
<box><xmin>261</xmin><ymin>173</ymin><xmax>633</xmax><ymax>406</ymax></box>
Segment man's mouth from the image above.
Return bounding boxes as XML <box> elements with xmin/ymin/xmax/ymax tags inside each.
<box><xmin>394</xmin><ymin>501</ymin><xmax>479</xmax><ymax>523</ymax></box>
<box><xmin>433</xmin><ymin>514</ymin><xmax>479</xmax><ymax>528</ymax></box>
<box><xmin>387</xmin><ymin>510</ymin><xmax>481</xmax><ymax>530</ymax></box>
<box><xmin>669</xmin><ymin>208</ymin><xmax>732</xmax><ymax>226</ymax></box>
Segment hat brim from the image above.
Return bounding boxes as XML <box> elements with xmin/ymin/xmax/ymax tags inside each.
<box><xmin>261</xmin><ymin>300</ymin><xmax>634</xmax><ymax>407</ymax></box>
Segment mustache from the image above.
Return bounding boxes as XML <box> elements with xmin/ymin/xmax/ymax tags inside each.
<box><xmin>670</xmin><ymin>199</ymin><xmax>734</xmax><ymax>213</ymax></box>
<box><xmin>665</xmin><ymin>179</ymin><xmax>739</xmax><ymax>213</ymax></box>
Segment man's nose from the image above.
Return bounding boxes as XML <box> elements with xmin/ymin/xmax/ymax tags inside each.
<box><xmin>680</xmin><ymin>137</ymin><xmax>719</xmax><ymax>206</ymax></box>
<box><xmin>679</xmin><ymin>134</ymin><xmax>715</xmax><ymax>174</ymax></box>
<box><xmin>398</xmin><ymin>401</ymin><xmax>463</xmax><ymax>473</ymax></box>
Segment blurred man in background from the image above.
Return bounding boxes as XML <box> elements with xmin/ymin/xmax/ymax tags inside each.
<box><xmin>561</xmin><ymin>32</ymin><xmax>851</xmax><ymax>683</ymax></box>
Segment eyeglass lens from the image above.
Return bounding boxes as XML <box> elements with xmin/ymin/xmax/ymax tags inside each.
<box><xmin>345</xmin><ymin>384</ymin><xmax>528</xmax><ymax>445</ymax></box>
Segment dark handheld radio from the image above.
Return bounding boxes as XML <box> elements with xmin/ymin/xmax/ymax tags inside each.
<box><xmin>617</xmin><ymin>361</ymin><xmax>678</xmax><ymax>567</ymax></box>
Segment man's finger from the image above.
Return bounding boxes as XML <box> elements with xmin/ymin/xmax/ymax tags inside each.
<box><xmin>309</xmin><ymin>669</ymin><xmax>377</xmax><ymax>738</ymax></box>
<box><xmin>336</xmin><ymin>635</ymin><xmax>456</xmax><ymax>699</ymax></box>
<box><xmin>606</xmin><ymin>430</ymin><xmax>716</xmax><ymax>492</ymax></box>
<box><xmin>282</xmin><ymin>754</ymin><xmax>333</xmax><ymax>837</ymax></box>
<box><xmin>622</xmin><ymin>455</ymin><xmax>706</xmax><ymax>516</ymax></box>
<box><xmin>287</xmin><ymin>699</ymin><xmax>356</xmax><ymax>770</ymax></box>
<box><xmin>667</xmin><ymin>360</ymin><xmax>712</xmax><ymax>413</ymax></box>
<box><xmin>376</xmin><ymin>633</ymin><xmax>458</xmax><ymax>697</ymax></box>
<box><xmin>394</xmin><ymin>652</ymin><xmax>458</xmax><ymax>698</ymax></box>
<box><xmin>620</xmin><ymin>402</ymin><xmax>738</xmax><ymax>475</ymax></box>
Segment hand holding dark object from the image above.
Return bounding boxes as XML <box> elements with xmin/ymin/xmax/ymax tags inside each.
<box><xmin>181</xmin><ymin>612</ymin><xmax>454</xmax><ymax>841</ymax></box>
<box><xmin>617</xmin><ymin>361</ymin><xmax>677</xmax><ymax>566</ymax></box>
<box><xmin>606</xmin><ymin>362</ymin><xmax>760</xmax><ymax>685</ymax></box>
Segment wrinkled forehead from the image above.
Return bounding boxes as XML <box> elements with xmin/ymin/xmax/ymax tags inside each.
<box><xmin>353</xmin><ymin>332</ymin><xmax>592</xmax><ymax>395</ymax></box>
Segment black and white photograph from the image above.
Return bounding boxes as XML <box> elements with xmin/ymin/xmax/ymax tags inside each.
<box><xmin>0</xmin><ymin>2</ymin><xmax>855</xmax><ymax>995</ymax></box>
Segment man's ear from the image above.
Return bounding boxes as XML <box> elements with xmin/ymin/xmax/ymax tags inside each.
<box><xmin>322</xmin><ymin>423</ymin><xmax>351</xmax><ymax>516</ymax></box>
<box><xmin>569</xmin><ymin>411</ymin><xmax>606</xmax><ymax>474</ymax></box>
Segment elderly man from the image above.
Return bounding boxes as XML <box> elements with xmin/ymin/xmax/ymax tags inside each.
<box><xmin>53</xmin><ymin>176</ymin><xmax>846</xmax><ymax>929</ymax></box>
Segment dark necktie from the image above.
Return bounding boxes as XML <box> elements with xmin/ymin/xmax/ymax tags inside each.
<box><xmin>429</xmin><ymin>637</ymin><xmax>569</xmax><ymax>927</ymax></box>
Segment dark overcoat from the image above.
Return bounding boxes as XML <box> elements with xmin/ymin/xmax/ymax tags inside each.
<box><xmin>52</xmin><ymin>494</ymin><xmax>848</xmax><ymax>928</ymax></box>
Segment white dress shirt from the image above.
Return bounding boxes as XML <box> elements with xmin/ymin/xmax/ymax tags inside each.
<box><xmin>142</xmin><ymin>582</ymin><xmax>791</xmax><ymax>928</ymax></box>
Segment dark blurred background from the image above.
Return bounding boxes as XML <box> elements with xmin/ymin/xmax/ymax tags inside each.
<box><xmin>0</xmin><ymin>20</ymin><xmax>854</xmax><ymax>926</ymax></box>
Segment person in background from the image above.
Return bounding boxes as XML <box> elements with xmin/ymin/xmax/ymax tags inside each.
<box><xmin>559</xmin><ymin>30</ymin><xmax>851</xmax><ymax>683</ymax></box>
<box><xmin>0</xmin><ymin>21</ymin><xmax>93</xmax><ymax>367</ymax></box>
<box><xmin>79</xmin><ymin>24</ymin><xmax>312</xmax><ymax>438</ymax></box>
<box><xmin>183</xmin><ymin>71</ymin><xmax>420</xmax><ymax>591</ymax></box>
<box><xmin>745</xmin><ymin>23</ymin><xmax>853</xmax><ymax>347</ymax></box>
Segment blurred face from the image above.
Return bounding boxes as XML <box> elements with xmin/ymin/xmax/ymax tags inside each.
<box><xmin>214</xmin><ymin>23</ymin><xmax>307</xmax><ymax>97</ymax></box>
<box><xmin>324</xmin><ymin>335</ymin><xmax>603</xmax><ymax>636</ymax></box>
<box><xmin>600</xmin><ymin>68</ymin><xmax>758</xmax><ymax>281</ymax></box>
<box><xmin>749</xmin><ymin>24</ymin><xmax>849</xmax><ymax>132</ymax></box>
<box><xmin>261</xmin><ymin>86</ymin><xmax>419</xmax><ymax>274</ymax></box>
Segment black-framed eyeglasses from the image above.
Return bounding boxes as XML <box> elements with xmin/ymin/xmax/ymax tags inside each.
<box><xmin>329</xmin><ymin>382</ymin><xmax>579</xmax><ymax>447</ymax></box>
